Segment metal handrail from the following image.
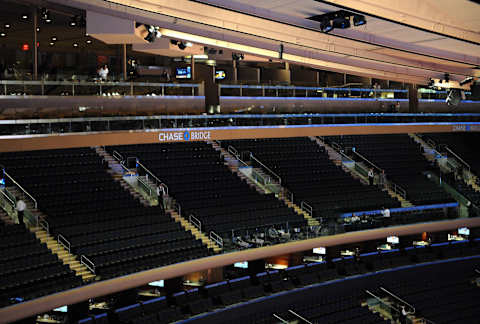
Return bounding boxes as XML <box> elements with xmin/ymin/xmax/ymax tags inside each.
<box><xmin>3</xmin><ymin>171</ymin><xmax>37</xmax><ymax>209</ymax></box>
<box><xmin>301</xmin><ymin>201</ymin><xmax>313</xmax><ymax>216</ymax></box>
<box><xmin>272</xmin><ymin>314</ymin><xmax>289</xmax><ymax>324</ymax></box>
<box><xmin>0</xmin><ymin>188</ymin><xmax>15</xmax><ymax>207</ymax></box>
<box><xmin>112</xmin><ymin>150</ymin><xmax>124</xmax><ymax>163</ymax></box>
<box><xmin>288</xmin><ymin>310</ymin><xmax>313</xmax><ymax>324</ymax></box>
<box><xmin>366</xmin><ymin>289</ymin><xmax>401</xmax><ymax>313</ymax></box>
<box><xmin>81</xmin><ymin>255</ymin><xmax>96</xmax><ymax>274</ymax></box>
<box><xmin>380</xmin><ymin>287</ymin><xmax>415</xmax><ymax>314</ymax></box>
<box><xmin>209</xmin><ymin>231</ymin><xmax>224</xmax><ymax>248</ymax></box>
<box><xmin>227</xmin><ymin>145</ymin><xmax>239</xmax><ymax>158</ymax></box>
<box><xmin>249</xmin><ymin>153</ymin><xmax>282</xmax><ymax>185</ymax></box>
<box><xmin>137</xmin><ymin>177</ymin><xmax>153</xmax><ymax>197</ymax></box>
<box><xmin>58</xmin><ymin>234</ymin><xmax>71</xmax><ymax>253</ymax></box>
<box><xmin>475</xmin><ymin>269</ymin><xmax>480</xmax><ymax>275</ymax></box>
<box><xmin>352</xmin><ymin>151</ymin><xmax>383</xmax><ymax>173</ymax></box>
<box><xmin>136</xmin><ymin>161</ymin><xmax>169</xmax><ymax>196</ymax></box>
<box><xmin>444</xmin><ymin>146</ymin><xmax>471</xmax><ymax>171</ymax></box>
<box><xmin>174</xmin><ymin>202</ymin><xmax>181</xmax><ymax>216</ymax></box>
<box><xmin>283</xmin><ymin>187</ymin><xmax>294</xmax><ymax>203</ymax></box>
<box><xmin>189</xmin><ymin>214</ymin><xmax>202</xmax><ymax>231</ymax></box>
<box><xmin>387</xmin><ymin>181</ymin><xmax>407</xmax><ymax>199</ymax></box>
<box><xmin>39</xmin><ymin>217</ymin><xmax>49</xmax><ymax>233</ymax></box>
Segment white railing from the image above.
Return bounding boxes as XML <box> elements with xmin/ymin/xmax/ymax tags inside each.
<box><xmin>272</xmin><ymin>314</ymin><xmax>289</xmax><ymax>324</ymax></box>
<box><xmin>352</xmin><ymin>151</ymin><xmax>383</xmax><ymax>173</ymax></box>
<box><xmin>137</xmin><ymin>176</ymin><xmax>153</xmax><ymax>197</ymax></box>
<box><xmin>0</xmin><ymin>188</ymin><xmax>15</xmax><ymax>208</ymax></box>
<box><xmin>4</xmin><ymin>171</ymin><xmax>37</xmax><ymax>209</ymax></box>
<box><xmin>189</xmin><ymin>214</ymin><xmax>202</xmax><ymax>231</ymax></box>
<box><xmin>58</xmin><ymin>234</ymin><xmax>71</xmax><ymax>253</ymax></box>
<box><xmin>444</xmin><ymin>146</ymin><xmax>471</xmax><ymax>172</ymax></box>
<box><xmin>366</xmin><ymin>289</ymin><xmax>401</xmax><ymax>314</ymax></box>
<box><xmin>136</xmin><ymin>161</ymin><xmax>169</xmax><ymax>196</ymax></box>
<box><xmin>387</xmin><ymin>181</ymin><xmax>407</xmax><ymax>199</ymax></box>
<box><xmin>112</xmin><ymin>150</ymin><xmax>124</xmax><ymax>163</ymax></box>
<box><xmin>288</xmin><ymin>310</ymin><xmax>313</xmax><ymax>324</ymax></box>
<box><xmin>81</xmin><ymin>255</ymin><xmax>96</xmax><ymax>274</ymax></box>
<box><xmin>39</xmin><ymin>217</ymin><xmax>49</xmax><ymax>233</ymax></box>
<box><xmin>250</xmin><ymin>153</ymin><xmax>282</xmax><ymax>185</ymax></box>
<box><xmin>301</xmin><ymin>201</ymin><xmax>313</xmax><ymax>216</ymax></box>
<box><xmin>227</xmin><ymin>145</ymin><xmax>239</xmax><ymax>158</ymax></box>
<box><xmin>380</xmin><ymin>287</ymin><xmax>415</xmax><ymax>314</ymax></box>
<box><xmin>209</xmin><ymin>231</ymin><xmax>224</xmax><ymax>248</ymax></box>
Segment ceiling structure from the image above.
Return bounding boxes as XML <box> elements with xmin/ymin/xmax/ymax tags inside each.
<box><xmin>37</xmin><ymin>0</ymin><xmax>480</xmax><ymax>84</ymax></box>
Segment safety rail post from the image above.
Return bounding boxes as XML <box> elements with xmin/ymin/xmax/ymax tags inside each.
<box><xmin>249</xmin><ymin>153</ymin><xmax>281</xmax><ymax>185</ymax></box>
<box><xmin>301</xmin><ymin>201</ymin><xmax>313</xmax><ymax>216</ymax></box>
<box><xmin>136</xmin><ymin>161</ymin><xmax>169</xmax><ymax>196</ymax></box>
<box><xmin>57</xmin><ymin>234</ymin><xmax>71</xmax><ymax>253</ymax></box>
<box><xmin>445</xmin><ymin>146</ymin><xmax>471</xmax><ymax>172</ymax></box>
<box><xmin>39</xmin><ymin>217</ymin><xmax>49</xmax><ymax>233</ymax></box>
<box><xmin>189</xmin><ymin>214</ymin><xmax>202</xmax><ymax>231</ymax></box>
<box><xmin>81</xmin><ymin>255</ymin><xmax>96</xmax><ymax>274</ymax></box>
<box><xmin>366</xmin><ymin>289</ymin><xmax>401</xmax><ymax>315</ymax></box>
<box><xmin>288</xmin><ymin>310</ymin><xmax>313</xmax><ymax>324</ymax></box>
<box><xmin>380</xmin><ymin>287</ymin><xmax>415</xmax><ymax>314</ymax></box>
<box><xmin>209</xmin><ymin>231</ymin><xmax>224</xmax><ymax>248</ymax></box>
<box><xmin>4</xmin><ymin>171</ymin><xmax>37</xmax><ymax>209</ymax></box>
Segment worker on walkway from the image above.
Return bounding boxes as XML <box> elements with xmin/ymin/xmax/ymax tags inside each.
<box><xmin>16</xmin><ymin>199</ymin><xmax>26</xmax><ymax>226</ymax></box>
<box><xmin>368</xmin><ymin>168</ymin><xmax>374</xmax><ymax>186</ymax></box>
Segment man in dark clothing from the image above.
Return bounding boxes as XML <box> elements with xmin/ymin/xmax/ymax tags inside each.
<box><xmin>368</xmin><ymin>169</ymin><xmax>374</xmax><ymax>186</ymax></box>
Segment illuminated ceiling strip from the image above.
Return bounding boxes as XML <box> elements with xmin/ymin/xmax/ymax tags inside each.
<box><xmin>160</xmin><ymin>28</ymin><xmax>426</xmax><ymax>83</ymax></box>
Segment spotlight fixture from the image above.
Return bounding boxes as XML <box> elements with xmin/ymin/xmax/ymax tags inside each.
<box><xmin>73</xmin><ymin>42</ymin><xmax>78</xmax><ymax>47</ymax></box>
<box><xmin>320</xmin><ymin>18</ymin><xmax>333</xmax><ymax>33</ymax></box>
<box><xmin>21</xmin><ymin>14</ymin><xmax>29</xmax><ymax>20</ymax></box>
<box><xmin>308</xmin><ymin>10</ymin><xmax>366</xmax><ymax>32</ymax></box>
<box><xmin>185</xmin><ymin>42</ymin><xmax>193</xmax><ymax>47</ymax></box>
<box><xmin>51</xmin><ymin>36</ymin><xmax>57</xmax><ymax>41</ymax></box>
<box><xmin>232</xmin><ymin>53</ymin><xmax>244</xmax><ymax>61</ymax></box>
<box><xmin>4</xmin><ymin>23</ymin><xmax>10</xmax><ymax>29</ymax></box>
<box><xmin>69</xmin><ymin>16</ymin><xmax>78</xmax><ymax>27</ymax></box>
<box><xmin>0</xmin><ymin>32</ymin><xmax>6</xmax><ymax>37</ymax></box>
<box><xmin>177</xmin><ymin>42</ymin><xmax>187</xmax><ymax>50</ymax></box>
<box><xmin>139</xmin><ymin>24</ymin><xmax>161</xmax><ymax>43</ymax></box>
<box><xmin>49</xmin><ymin>42</ymin><xmax>54</xmax><ymax>46</ymax></box>
<box><xmin>86</xmin><ymin>39</ymin><xmax>92</xmax><ymax>44</ymax></box>
<box><xmin>353</xmin><ymin>14</ymin><xmax>366</xmax><ymax>26</ymax></box>
<box><xmin>36</xmin><ymin>27</ymin><xmax>40</xmax><ymax>32</ymax></box>
<box><xmin>40</xmin><ymin>8</ymin><xmax>51</xmax><ymax>23</ymax></box>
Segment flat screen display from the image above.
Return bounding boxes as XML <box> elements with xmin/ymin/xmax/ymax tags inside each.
<box><xmin>313</xmin><ymin>247</ymin><xmax>326</xmax><ymax>255</ymax></box>
<box><xmin>387</xmin><ymin>236</ymin><xmax>399</xmax><ymax>244</ymax></box>
<box><xmin>234</xmin><ymin>261</ymin><xmax>248</xmax><ymax>269</ymax></box>
<box><xmin>176</xmin><ymin>66</ymin><xmax>191</xmax><ymax>79</ymax></box>
<box><xmin>458</xmin><ymin>227</ymin><xmax>470</xmax><ymax>235</ymax></box>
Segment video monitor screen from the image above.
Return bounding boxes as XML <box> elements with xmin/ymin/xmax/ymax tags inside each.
<box><xmin>387</xmin><ymin>236</ymin><xmax>399</xmax><ymax>244</ymax></box>
<box><xmin>458</xmin><ymin>227</ymin><xmax>470</xmax><ymax>236</ymax></box>
<box><xmin>215</xmin><ymin>70</ymin><xmax>226</xmax><ymax>80</ymax></box>
<box><xmin>234</xmin><ymin>261</ymin><xmax>248</xmax><ymax>269</ymax></box>
<box><xmin>176</xmin><ymin>66</ymin><xmax>191</xmax><ymax>79</ymax></box>
<box><xmin>313</xmin><ymin>247</ymin><xmax>326</xmax><ymax>255</ymax></box>
<box><xmin>149</xmin><ymin>280</ymin><xmax>165</xmax><ymax>287</ymax></box>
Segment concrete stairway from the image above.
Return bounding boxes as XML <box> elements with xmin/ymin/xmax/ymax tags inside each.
<box><xmin>30</xmin><ymin>226</ymin><xmax>96</xmax><ymax>282</ymax></box>
<box><xmin>209</xmin><ymin>141</ymin><xmax>319</xmax><ymax>226</ymax></box>
<box><xmin>387</xmin><ymin>190</ymin><xmax>413</xmax><ymax>208</ymax></box>
<box><xmin>167</xmin><ymin>209</ymin><xmax>222</xmax><ymax>253</ymax></box>
<box><xmin>209</xmin><ymin>141</ymin><xmax>266</xmax><ymax>194</ymax></box>
<box><xmin>0</xmin><ymin>208</ymin><xmax>15</xmax><ymax>225</ymax></box>
<box><xmin>6</xmin><ymin>186</ymin><xmax>49</xmax><ymax>226</ymax></box>
<box><xmin>278</xmin><ymin>191</ymin><xmax>320</xmax><ymax>226</ymax></box>
<box><xmin>93</xmin><ymin>146</ymin><xmax>150</xmax><ymax>207</ymax></box>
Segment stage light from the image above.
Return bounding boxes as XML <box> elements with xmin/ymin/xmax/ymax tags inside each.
<box><xmin>21</xmin><ymin>14</ymin><xmax>29</xmax><ymax>20</ymax></box>
<box><xmin>0</xmin><ymin>32</ymin><xmax>6</xmax><ymax>37</ymax></box>
<box><xmin>178</xmin><ymin>42</ymin><xmax>187</xmax><ymax>50</ymax></box>
<box><xmin>86</xmin><ymin>39</ymin><xmax>92</xmax><ymax>44</ymax></box>
<box><xmin>69</xmin><ymin>16</ymin><xmax>78</xmax><ymax>27</ymax></box>
<box><xmin>73</xmin><ymin>42</ymin><xmax>78</xmax><ymax>47</ymax></box>
<box><xmin>51</xmin><ymin>36</ymin><xmax>57</xmax><ymax>41</ymax></box>
<box><xmin>353</xmin><ymin>14</ymin><xmax>366</xmax><ymax>26</ymax></box>
<box><xmin>40</xmin><ymin>8</ymin><xmax>51</xmax><ymax>23</ymax></box>
<box><xmin>4</xmin><ymin>23</ymin><xmax>10</xmax><ymax>29</ymax></box>
<box><xmin>333</xmin><ymin>16</ymin><xmax>350</xmax><ymax>29</ymax></box>
<box><xmin>185</xmin><ymin>42</ymin><xmax>193</xmax><ymax>47</ymax></box>
<box><xmin>49</xmin><ymin>42</ymin><xmax>54</xmax><ymax>46</ymax></box>
<box><xmin>142</xmin><ymin>25</ymin><xmax>161</xmax><ymax>43</ymax></box>
<box><xmin>36</xmin><ymin>27</ymin><xmax>40</xmax><ymax>32</ymax></box>
<box><xmin>320</xmin><ymin>19</ymin><xmax>333</xmax><ymax>33</ymax></box>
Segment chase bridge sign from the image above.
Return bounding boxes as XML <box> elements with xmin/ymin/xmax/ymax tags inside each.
<box><xmin>158</xmin><ymin>130</ymin><xmax>211</xmax><ymax>142</ymax></box>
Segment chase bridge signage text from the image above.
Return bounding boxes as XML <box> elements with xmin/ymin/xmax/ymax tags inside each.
<box><xmin>158</xmin><ymin>130</ymin><xmax>211</xmax><ymax>142</ymax></box>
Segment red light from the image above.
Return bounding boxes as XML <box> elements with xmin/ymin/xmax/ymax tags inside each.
<box><xmin>22</xmin><ymin>43</ymin><xmax>30</xmax><ymax>51</ymax></box>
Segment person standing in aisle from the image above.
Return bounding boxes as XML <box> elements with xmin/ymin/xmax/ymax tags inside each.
<box><xmin>16</xmin><ymin>199</ymin><xmax>26</xmax><ymax>226</ymax></box>
<box><xmin>368</xmin><ymin>168</ymin><xmax>374</xmax><ymax>186</ymax></box>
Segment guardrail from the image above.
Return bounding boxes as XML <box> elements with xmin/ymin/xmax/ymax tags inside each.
<box><xmin>444</xmin><ymin>146</ymin><xmax>471</xmax><ymax>172</ymax></box>
<box><xmin>137</xmin><ymin>176</ymin><xmax>153</xmax><ymax>198</ymax></box>
<box><xmin>380</xmin><ymin>287</ymin><xmax>415</xmax><ymax>314</ymax></box>
<box><xmin>301</xmin><ymin>201</ymin><xmax>313</xmax><ymax>216</ymax></box>
<box><xmin>387</xmin><ymin>181</ymin><xmax>407</xmax><ymax>199</ymax></box>
<box><xmin>81</xmin><ymin>255</ymin><xmax>96</xmax><ymax>274</ymax></box>
<box><xmin>3</xmin><ymin>171</ymin><xmax>37</xmax><ymax>209</ymax></box>
<box><xmin>366</xmin><ymin>289</ymin><xmax>401</xmax><ymax>316</ymax></box>
<box><xmin>288</xmin><ymin>310</ymin><xmax>313</xmax><ymax>324</ymax></box>
<box><xmin>283</xmin><ymin>188</ymin><xmax>294</xmax><ymax>203</ymax></box>
<box><xmin>0</xmin><ymin>188</ymin><xmax>15</xmax><ymax>215</ymax></box>
<box><xmin>272</xmin><ymin>314</ymin><xmax>289</xmax><ymax>324</ymax></box>
<box><xmin>209</xmin><ymin>231</ymin><xmax>224</xmax><ymax>248</ymax></box>
<box><xmin>39</xmin><ymin>217</ymin><xmax>49</xmax><ymax>233</ymax></box>
<box><xmin>58</xmin><ymin>234</ymin><xmax>71</xmax><ymax>253</ymax></box>
<box><xmin>0</xmin><ymin>80</ymin><xmax>201</xmax><ymax>97</ymax></box>
<box><xmin>351</xmin><ymin>151</ymin><xmax>383</xmax><ymax>173</ymax></box>
<box><xmin>136</xmin><ymin>161</ymin><xmax>169</xmax><ymax>196</ymax></box>
<box><xmin>250</xmin><ymin>153</ymin><xmax>281</xmax><ymax>185</ymax></box>
<box><xmin>112</xmin><ymin>150</ymin><xmax>124</xmax><ymax>163</ymax></box>
<box><xmin>189</xmin><ymin>214</ymin><xmax>202</xmax><ymax>231</ymax></box>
